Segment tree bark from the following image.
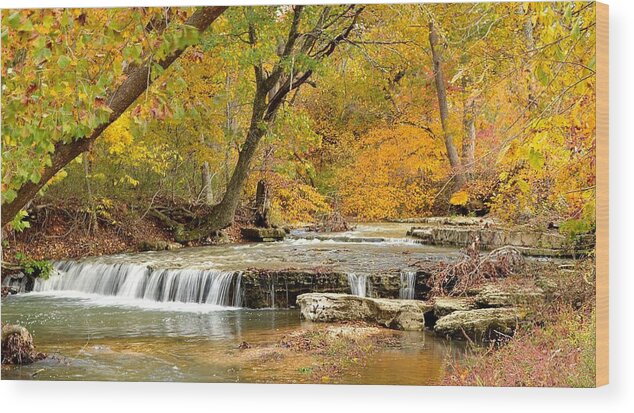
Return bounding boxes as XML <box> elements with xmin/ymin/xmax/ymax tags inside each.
<box><xmin>461</xmin><ymin>78</ymin><xmax>476</xmax><ymax>177</ymax></box>
<box><xmin>521</xmin><ymin>4</ymin><xmax>538</xmax><ymax>111</ymax></box>
<box><xmin>1</xmin><ymin>6</ymin><xmax>228</xmax><ymax>227</ymax></box>
<box><xmin>199</xmin><ymin>133</ymin><xmax>213</xmax><ymax>205</ymax></box>
<box><xmin>254</xmin><ymin>179</ymin><xmax>271</xmax><ymax>228</ymax></box>
<box><xmin>201</xmin><ymin>162</ymin><xmax>213</xmax><ymax>205</ymax></box>
<box><xmin>428</xmin><ymin>21</ymin><xmax>465</xmax><ymax>190</ymax></box>
<box><xmin>223</xmin><ymin>73</ymin><xmax>239</xmax><ymax>189</ymax></box>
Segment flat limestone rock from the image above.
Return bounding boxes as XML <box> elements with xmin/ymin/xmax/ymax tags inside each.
<box><xmin>434</xmin><ymin>307</ymin><xmax>525</xmax><ymax>341</ymax></box>
<box><xmin>474</xmin><ymin>284</ymin><xmax>544</xmax><ymax>308</ymax></box>
<box><xmin>297</xmin><ymin>293</ymin><xmax>432</xmax><ymax>331</ymax></box>
<box><xmin>407</xmin><ymin>223</ymin><xmax>594</xmax><ymax>257</ymax></box>
<box><xmin>241</xmin><ymin>227</ymin><xmax>286</xmax><ymax>242</ymax></box>
<box><xmin>433</xmin><ymin>297</ymin><xmax>476</xmax><ymax>317</ymax></box>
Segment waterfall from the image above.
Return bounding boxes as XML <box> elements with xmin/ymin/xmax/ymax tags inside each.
<box><xmin>347</xmin><ymin>273</ymin><xmax>368</xmax><ymax>297</ymax></box>
<box><xmin>399</xmin><ymin>270</ymin><xmax>416</xmax><ymax>299</ymax></box>
<box><xmin>32</xmin><ymin>261</ymin><xmax>242</xmax><ymax>307</ymax></box>
<box><xmin>233</xmin><ymin>272</ymin><xmax>243</xmax><ymax>307</ymax></box>
<box><xmin>269</xmin><ymin>276</ymin><xmax>276</xmax><ymax>308</ymax></box>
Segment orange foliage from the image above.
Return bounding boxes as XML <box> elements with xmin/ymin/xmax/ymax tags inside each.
<box><xmin>338</xmin><ymin>125</ymin><xmax>447</xmax><ymax>220</ymax></box>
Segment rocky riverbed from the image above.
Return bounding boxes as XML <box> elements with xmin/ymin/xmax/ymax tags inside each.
<box><xmin>1</xmin><ymin>221</ymin><xmax>582</xmax><ymax>382</ymax></box>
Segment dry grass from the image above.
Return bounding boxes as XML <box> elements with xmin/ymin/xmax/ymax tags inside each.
<box><xmin>443</xmin><ymin>307</ymin><xmax>595</xmax><ymax>387</ymax></box>
<box><xmin>442</xmin><ymin>259</ymin><xmax>596</xmax><ymax>387</ymax></box>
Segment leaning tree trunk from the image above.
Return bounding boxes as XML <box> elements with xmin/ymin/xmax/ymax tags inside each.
<box><xmin>173</xmin><ymin>5</ymin><xmax>364</xmax><ymax>243</ymax></box>
<box><xmin>1</xmin><ymin>6</ymin><xmax>228</xmax><ymax>227</ymax></box>
<box><xmin>428</xmin><ymin>21</ymin><xmax>465</xmax><ymax>190</ymax></box>
<box><xmin>175</xmin><ymin>93</ymin><xmax>269</xmax><ymax>242</ymax></box>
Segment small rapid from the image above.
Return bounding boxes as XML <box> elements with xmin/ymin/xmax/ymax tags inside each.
<box><xmin>12</xmin><ymin>261</ymin><xmax>244</xmax><ymax>308</ymax></box>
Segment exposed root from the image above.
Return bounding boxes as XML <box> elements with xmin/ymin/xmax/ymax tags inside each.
<box><xmin>1</xmin><ymin>324</ymin><xmax>46</xmax><ymax>365</ymax></box>
<box><xmin>428</xmin><ymin>238</ymin><xmax>525</xmax><ymax>296</ymax></box>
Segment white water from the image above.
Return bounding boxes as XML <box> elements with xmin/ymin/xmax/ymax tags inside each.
<box><xmin>347</xmin><ymin>273</ymin><xmax>368</xmax><ymax>297</ymax></box>
<box><xmin>28</xmin><ymin>261</ymin><xmax>242</xmax><ymax>308</ymax></box>
<box><xmin>399</xmin><ymin>270</ymin><xmax>416</xmax><ymax>300</ymax></box>
<box><xmin>287</xmin><ymin>235</ymin><xmax>421</xmax><ymax>246</ymax></box>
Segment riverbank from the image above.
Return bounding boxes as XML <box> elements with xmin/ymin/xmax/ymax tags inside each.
<box><xmin>1</xmin><ymin>201</ymin><xmax>247</xmax><ymax>262</ymax></box>
<box><xmin>441</xmin><ymin>259</ymin><xmax>596</xmax><ymax>387</ymax></box>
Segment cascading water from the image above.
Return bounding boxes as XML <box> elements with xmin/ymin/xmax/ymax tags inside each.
<box><xmin>399</xmin><ymin>270</ymin><xmax>416</xmax><ymax>299</ymax></box>
<box><xmin>31</xmin><ymin>261</ymin><xmax>242</xmax><ymax>307</ymax></box>
<box><xmin>270</xmin><ymin>276</ymin><xmax>276</xmax><ymax>309</ymax></box>
<box><xmin>347</xmin><ymin>273</ymin><xmax>368</xmax><ymax>297</ymax></box>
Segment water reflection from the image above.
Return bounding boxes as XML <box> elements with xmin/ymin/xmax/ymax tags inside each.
<box><xmin>2</xmin><ymin>294</ymin><xmax>462</xmax><ymax>384</ymax></box>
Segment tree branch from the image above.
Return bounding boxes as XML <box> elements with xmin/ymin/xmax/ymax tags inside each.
<box><xmin>1</xmin><ymin>6</ymin><xmax>228</xmax><ymax>227</ymax></box>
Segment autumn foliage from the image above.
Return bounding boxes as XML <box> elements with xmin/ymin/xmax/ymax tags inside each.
<box><xmin>2</xmin><ymin>3</ymin><xmax>597</xmax><ymax>231</ymax></box>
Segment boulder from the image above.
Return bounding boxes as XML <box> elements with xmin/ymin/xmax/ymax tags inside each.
<box><xmin>434</xmin><ymin>308</ymin><xmax>525</xmax><ymax>341</ymax></box>
<box><xmin>138</xmin><ymin>240</ymin><xmax>183</xmax><ymax>251</ymax></box>
<box><xmin>433</xmin><ymin>297</ymin><xmax>476</xmax><ymax>317</ymax></box>
<box><xmin>474</xmin><ymin>284</ymin><xmax>544</xmax><ymax>308</ymax></box>
<box><xmin>297</xmin><ymin>293</ymin><xmax>432</xmax><ymax>331</ymax></box>
<box><xmin>241</xmin><ymin>227</ymin><xmax>286</xmax><ymax>242</ymax></box>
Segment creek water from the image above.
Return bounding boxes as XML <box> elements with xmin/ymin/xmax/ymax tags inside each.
<box><xmin>1</xmin><ymin>223</ymin><xmax>464</xmax><ymax>384</ymax></box>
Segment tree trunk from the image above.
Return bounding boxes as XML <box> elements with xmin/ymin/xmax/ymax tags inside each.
<box><xmin>428</xmin><ymin>21</ymin><xmax>465</xmax><ymax>190</ymax></box>
<box><xmin>1</xmin><ymin>6</ymin><xmax>227</xmax><ymax>227</ymax></box>
<box><xmin>254</xmin><ymin>179</ymin><xmax>271</xmax><ymax>228</ymax></box>
<box><xmin>174</xmin><ymin>5</ymin><xmax>364</xmax><ymax>242</ymax></box>
<box><xmin>461</xmin><ymin>78</ymin><xmax>476</xmax><ymax>177</ymax></box>
<box><xmin>462</xmin><ymin>102</ymin><xmax>476</xmax><ymax>176</ymax></box>
<box><xmin>174</xmin><ymin>92</ymin><xmax>269</xmax><ymax>242</ymax></box>
<box><xmin>82</xmin><ymin>152</ymin><xmax>99</xmax><ymax>233</ymax></box>
<box><xmin>201</xmin><ymin>162</ymin><xmax>213</xmax><ymax>205</ymax></box>
<box><xmin>521</xmin><ymin>4</ymin><xmax>538</xmax><ymax>111</ymax></box>
<box><xmin>199</xmin><ymin>133</ymin><xmax>213</xmax><ymax>205</ymax></box>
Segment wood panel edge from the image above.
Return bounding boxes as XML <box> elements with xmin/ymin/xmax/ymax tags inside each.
<box><xmin>595</xmin><ymin>0</ymin><xmax>609</xmax><ymax>388</ymax></box>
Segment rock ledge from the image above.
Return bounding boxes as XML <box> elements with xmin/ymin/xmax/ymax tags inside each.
<box><xmin>297</xmin><ymin>293</ymin><xmax>432</xmax><ymax>331</ymax></box>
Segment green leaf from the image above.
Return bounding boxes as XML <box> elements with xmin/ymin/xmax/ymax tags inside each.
<box><xmin>528</xmin><ymin>148</ymin><xmax>545</xmax><ymax>170</ymax></box>
<box><xmin>515</xmin><ymin>179</ymin><xmax>530</xmax><ymax>194</ymax></box>
<box><xmin>30</xmin><ymin>170</ymin><xmax>42</xmax><ymax>184</ymax></box>
<box><xmin>7</xmin><ymin>12</ymin><xmax>22</xmax><ymax>29</ymax></box>
<box><xmin>18</xmin><ymin>19</ymin><xmax>34</xmax><ymax>32</ymax></box>
<box><xmin>3</xmin><ymin>188</ymin><xmax>17</xmax><ymax>204</ymax></box>
<box><xmin>536</xmin><ymin>65</ymin><xmax>549</xmax><ymax>86</ymax></box>
<box><xmin>588</xmin><ymin>55</ymin><xmax>596</xmax><ymax>72</ymax></box>
<box><xmin>57</xmin><ymin>55</ymin><xmax>71</xmax><ymax>69</ymax></box>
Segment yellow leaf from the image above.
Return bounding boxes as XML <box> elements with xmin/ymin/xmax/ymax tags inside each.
<box><xmin>450</xmin><ymin>190</ymin><xmax>469</xmax><ymax>206</ymax></box>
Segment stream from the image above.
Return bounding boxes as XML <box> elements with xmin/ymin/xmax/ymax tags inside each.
<box><xmin>1</xmin><ymin>223</ymin><xmax>465</xmax><ymax>384</ymax></box>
